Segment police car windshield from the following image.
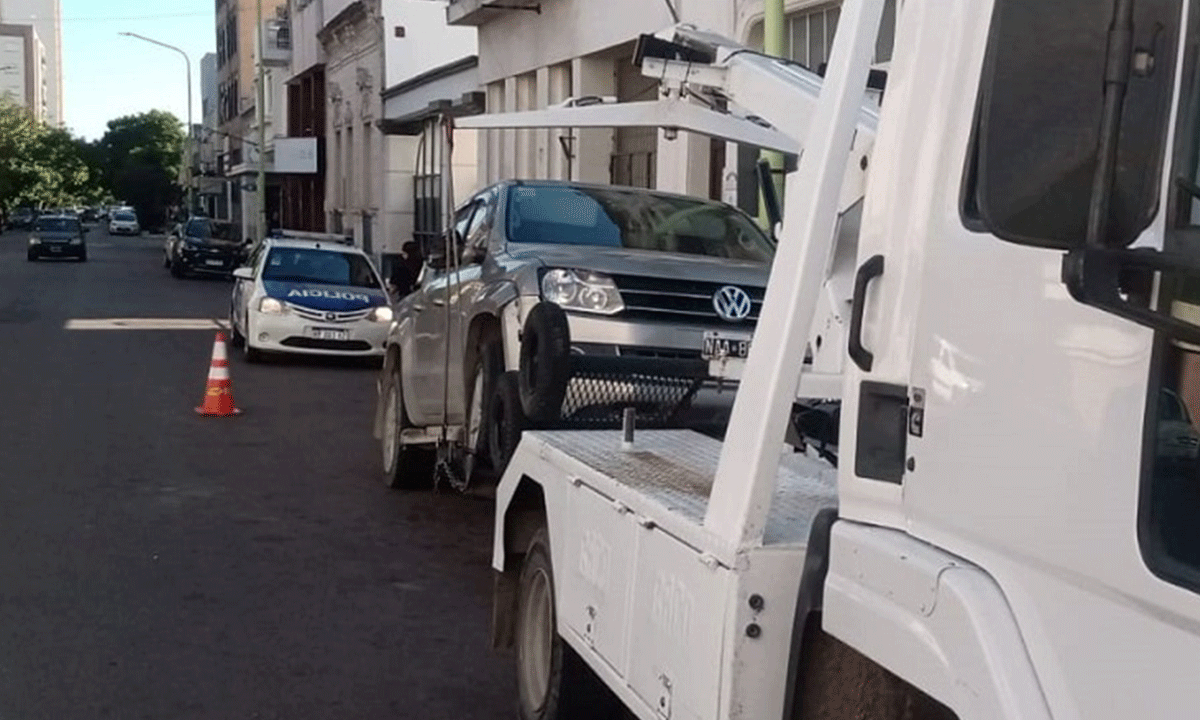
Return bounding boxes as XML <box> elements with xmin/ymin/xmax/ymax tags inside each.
<box><xmin>262</xmin><ymin>248</ymin><xmax>380</xmax><ymax>288</ymax></box>
<box><xmin>114</xmin><ymin>212</ymin><xmax>136</xmax><ymax>222</ymax></box>
<box><xmin>505</xmin><ymin>185</ymin><xmax>775</xmax><ymax>262</ymax></box>
<box><xmin>35</xmin><ymin>218</ymin><xmax>79</xmax><ymax>233</ymax></box>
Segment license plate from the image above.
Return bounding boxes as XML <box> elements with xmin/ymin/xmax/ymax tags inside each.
<box><xmin>204</xmin><ymin>259</ymin><xmax>224</xmax><ymax>267</ymax></box>
<box><xmin>702</xmin><ymin>331</ymin><xmax>751</xmax><ymax>360</ymax></box>
<box><xmin>49</xmin><ymin>246</ymin><xmax>61</xmax><ymax>253</ymax></box>
<box><xmin>308</xmin><ymin>327</ymin><xmax>348</xmax><ymax>341</ymax></box>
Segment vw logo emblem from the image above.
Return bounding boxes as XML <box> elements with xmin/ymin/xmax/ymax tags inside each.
<box><xmin>713</xmin><ymin>286</ymin><xmax>752</xmax><ymax>322</ymax></box>
<box><xmin>325</xmin><ymin>312</ymin><xmax>337</xmax><ymax>321</ymax></box>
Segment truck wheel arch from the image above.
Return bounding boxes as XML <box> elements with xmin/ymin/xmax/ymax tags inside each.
<box><xmin>492</xmin><ymin>476</ymin><xmax>547</xmax><ymax>650</ymax></box>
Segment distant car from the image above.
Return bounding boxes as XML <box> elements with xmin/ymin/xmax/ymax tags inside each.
<box><xmin>109</xmin><ymin>211</ymin><xmax>140</xmax><ymax>235</ymax></box>
<box><xmin>7</xmin><ymin>207</ymin><xmax>37</xmax><ymax>231</ymax></box>
<box><xmin>165</xmin><ymin>217</ymin><xmax>245</xmax><ymax>278</ymax></box>
<box><xmin>229</xmin><ymin>236</ymin><xmax>393</xmax><ymax>362</ymax></box>
<box><xmin>28</xmin><ymin>214</ymin><xmax>87</xmax><ymax>261</ymax></box>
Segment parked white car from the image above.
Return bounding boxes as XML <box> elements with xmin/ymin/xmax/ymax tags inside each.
<box><xmin>228</xmin><ymin>236</ymin><xmax>393</xmax><ymax>362</ymax></box>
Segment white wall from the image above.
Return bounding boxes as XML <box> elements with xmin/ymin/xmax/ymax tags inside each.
<box><xmin>289</xmin><ymin>0</ymin><xmax>327</xmax><ymax>75</ymax></box>
<box><xmin>475</xmin><ymin>0</ymin><xmax>736</xmax><ymax>86</ymax></box>
<box><xmin>382</xmin><ymin>0</ymin><xmax>476</xmax><ymax>87</ymax></box>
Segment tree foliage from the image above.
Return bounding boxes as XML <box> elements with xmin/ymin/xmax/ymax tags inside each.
<box><xmin>99</xmin><ymin>110</ymin><xmax>186</xmax><ymax>230</ymax></box>
<box><xmin>0</xmin><ymin>101</ymin><xmax>97</xmax><ymax>212</ymax></box>
<box><xmin>0</xmin><ymin>102</ymin><xmax>186</xmax><ymax>229</ymax></box>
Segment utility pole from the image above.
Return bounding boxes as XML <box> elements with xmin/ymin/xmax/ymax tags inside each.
<box><xmin>256</xmin><ymin>0</ymin><xmax>268</xmax><ymax>243</ymax></box>
<box><xmin>758</xmin><ymin>0</ymin><xmax>785</xmax><ymax>230</ymax></box>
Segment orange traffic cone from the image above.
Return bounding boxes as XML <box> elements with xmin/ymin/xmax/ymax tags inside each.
<box><xmin>195</xmin><ymin>332</ymin><xmax>242</xmax><ymax>416</ymax></box>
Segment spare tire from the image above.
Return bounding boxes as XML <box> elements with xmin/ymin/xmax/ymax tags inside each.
<box><xmin>518</xmin><ymin>302</ymin><xmax>572</xmax><ymax>425</ymax></box>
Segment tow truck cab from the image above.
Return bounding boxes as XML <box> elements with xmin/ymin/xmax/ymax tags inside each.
<box><xmin>489</xmin><ymin>1</ymin><xmax>1200</xmax><ymax>719</ymax></box>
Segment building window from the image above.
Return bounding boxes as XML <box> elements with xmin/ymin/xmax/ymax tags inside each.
<box><xmin>747</xmin><ymin>0</ymin><xmax>898</xmax><ymax>68</ymax></box>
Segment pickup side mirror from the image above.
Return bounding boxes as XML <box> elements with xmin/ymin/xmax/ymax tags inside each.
<box><xmin>232</xmin><ymin>267</ymin><xmax>255</xmax><ymax>281</ymax></box>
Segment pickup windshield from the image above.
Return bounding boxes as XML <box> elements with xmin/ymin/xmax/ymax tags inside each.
<box><xmin>263</xmin><ymin>248</ymin><xmax>381</xmax><ymax>289</ymax></box>
<box><xmin>34</xmin><ymin>218</ymin><xmax>79</xmax><ymax>233</ymax></box>
<box><xmin>505</xmin><ymin>184</ymin><xmax>775</xmax><ymax>262</ymax></box>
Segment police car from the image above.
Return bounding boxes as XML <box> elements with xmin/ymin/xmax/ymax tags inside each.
<box><xmin>228</xmin><ymin>236</ymin><xmax>393</xmax><ymax>362</ymax></box>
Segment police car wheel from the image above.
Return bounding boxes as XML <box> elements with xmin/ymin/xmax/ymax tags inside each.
<box><xmin>229</xmin><ymin>316</ymin><xmax>246</xmax><ymax>349</ymax></box>
<box><xmin>243</xmin><ymin>337</ymin><xmax>263</xmax><ymax>363</ymax></box>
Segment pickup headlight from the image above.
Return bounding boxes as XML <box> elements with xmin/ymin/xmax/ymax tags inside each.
<box><xmin>69</xmin><ymin>237</ymin><xmax>82</xmax><ymax>245</ymax></box>
<box><xmin>259</xmin><ymin>297</ymin><xmax>286</xmax><ymax>315</ymax></box>
<box><xmin>368</xmin><ymin>306</ymin><xmax>394</xmax><ymax>323</ymax></box>
<box><xmin>541</xmin><ymin>269</ymin><xmax>625</xmax><ymax>315</ymax></box>
<box><xmin>28</xmin><ymin>236</ymin><xmax>39</xmax><ymax>245</ymax></box>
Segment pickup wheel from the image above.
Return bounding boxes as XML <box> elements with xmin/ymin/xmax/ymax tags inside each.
<box><xmin>517</xmin><ymin>527</ymin><xmax>619</xmax><ymax>720</ymax></box>
<box><xmin>793</xmin><ymin>626</ymin><xmax>956</xmax><ymax>720</ymax></box>
<box><xmin>488</xmin><ymin>372</ymin><xmax>527</xmax><ymax>478</ymax></box>
<box><xmin>519</xmin><ymin>303</ymin><xmax>572</xmax><ymax>425</ymax></box>
<box><xmin>463</xmin><ymin>330</ymin><xmax>504</xmax><ymax>483</ymax></box>
<box><xmin>380</xmin><ymin>366</ymin><xmax>435</xmax><ymax>490</ymax></box>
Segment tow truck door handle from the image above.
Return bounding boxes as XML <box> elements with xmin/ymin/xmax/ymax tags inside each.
<box><xmin>849</xmin><ymin>254</ymin><xmax>885</xmax><ymax>372</ymax></box>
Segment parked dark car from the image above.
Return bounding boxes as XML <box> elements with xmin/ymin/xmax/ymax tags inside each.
<box><xmin>165</xmin><ymin>217</ymin><xmax>246</xmax><ymax>278</ymax></box>
<box><xmin>7</xmin><ymin>207</ymin><xmax>37</xmax><ymax>231</ymax></box>
<box><xmin>28</xmin><ymin>214</ymin><xmax>87</xmax><ymax>261</ymax></box>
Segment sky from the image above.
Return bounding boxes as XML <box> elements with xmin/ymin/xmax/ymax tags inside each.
<box><xmin>60</xmin><ymin>1</ymin><xmax>215</xmax><ymax>140</ymax></box>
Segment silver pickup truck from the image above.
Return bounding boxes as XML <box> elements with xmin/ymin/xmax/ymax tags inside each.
<box><xmin>374</xmin><ymin>179</ymin><xmax>774</xmax><ymax>489</ymax></box>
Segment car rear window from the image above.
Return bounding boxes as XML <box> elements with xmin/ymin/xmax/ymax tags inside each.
<box><xmin>262</xmin><ymin>248</ymin><xmax>381</xmax><ymax>289</ymax></box>
<box><xmin>35</xmin><ymin>218</ymin><xmax>80</xmax><ymax>233</ymax></box>
<box><xmin>505</xmin><ymin>185</ymin><xmax>775</xmax><ymax>262</ymax></box>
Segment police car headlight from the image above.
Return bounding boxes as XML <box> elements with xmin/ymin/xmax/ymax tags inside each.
<box><xmin>368</xmin><ymin>306</ymin><xmax>394</xmax><ymax>323</ymax></box>
<box><xmin>259</xmin><ymin>297</ymin><xmax>286</xmax><ymax>315</ymax></box>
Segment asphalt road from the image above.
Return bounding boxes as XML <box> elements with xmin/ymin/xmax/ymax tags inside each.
<box><xmin>0</xmin><ymin>228</ymin><xmax>514</xmax><ymax>719</ymax></box>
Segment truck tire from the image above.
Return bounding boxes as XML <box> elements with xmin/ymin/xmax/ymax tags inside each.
<box><xmin>516</xmin><ymin>527</ymin><xmax>620</xmax><ymax>720</ymax></box>
<box><xmin>380</xmin><ymin>366</ymin><xmax>435</xmax><ymax>490</ymax></box>
<box><xmin>519</xmin><ymin>302</ymin><xmax>572</xmax><ymax>425</ymax></box>
<box><xmin>792</xmin><ymin>626</ymin><xmax>956</xmax><ymax>720</ymax></box>
<box><xmin>489</xmin><ymin>372</ymin><xmax>527</xmax><ymax>478</ymax></box>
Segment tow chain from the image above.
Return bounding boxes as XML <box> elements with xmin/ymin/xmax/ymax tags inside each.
<box><xmin>434</xmin><ymin>447</ymin><xmax>470</xmax><ymax>493</ymax></box>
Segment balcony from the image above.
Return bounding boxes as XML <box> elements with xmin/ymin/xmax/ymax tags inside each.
<box><xmin>446</xmin><ymin>0</ymin><xmax>543</xmax><ymax>26</ymax></box>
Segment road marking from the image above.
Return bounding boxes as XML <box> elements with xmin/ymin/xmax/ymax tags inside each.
<box><xmin>65</xmin><ymin>318</ymin><xmax>229</xmax><ymax>331</ymax></box>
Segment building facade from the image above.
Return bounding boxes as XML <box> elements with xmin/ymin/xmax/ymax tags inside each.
<box><xmin>215</xmin><ymin>0</ymin><xmax>289</xmax><ymax>238</ymax></box>
<box><xmin>281</xmin><ymin>0</ymin><xmax>327</xmax><ymax>234</ymax></box>
<box><xmin>449</xmin><ymin>0</ymin><xmax>899</xmax><ymax>214</ymax></box>
<box><xmin>197</xmin><ymin>52</ymin><xmax>225</xmax><ymax>218</ymax></box>
<box><xmin>0</xmin><ymin>0</ymin><xmax>61</xmax><ymax>125</ymax></box>
<box><xmin>317</xmin><ymin>0</ymin><xmax>476</xmax><ymax>264</ymax></box>
<box><xmin>0</xmin><ymin>22</ymin><xmax>45</xmax><ymax>121</ymax></box>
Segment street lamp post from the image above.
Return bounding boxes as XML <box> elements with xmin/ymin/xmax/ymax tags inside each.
<box><xmin>118</xmin><ymin>31</ymin><xmax>194</xmax><ymax>217</ymax></box>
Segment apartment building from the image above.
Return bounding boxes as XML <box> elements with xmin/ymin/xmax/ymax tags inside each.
<box><xmin>0</xmin><ymin>0</ymin><xmax>61</xmax><ymax>125</ymax></box>
<box><xmin>215</xmin><ymin>0</ymin><xmax>289</xmax><ymax>237</ymax></box>
<box><xmin>0</xmin><ymin>22</ymin><xmax>45</xmax><ymax>121</ymax></box>
<box><xmin>448</xmin><ymin>0</ymin><xmax>898</xmax><ymax>214</ymax></box>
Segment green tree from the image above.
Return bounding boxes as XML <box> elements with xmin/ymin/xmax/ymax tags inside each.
<box><xmin>0</xmin><ymin>100</ymin><xmax>107</xmax><ymax>217</ymax></box>
<box><xmin>99</xmin><ymin>110</ymin><xmax>185</xmax><ymax>229</ymax></box>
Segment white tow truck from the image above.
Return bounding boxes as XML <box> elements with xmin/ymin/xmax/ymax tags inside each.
<box><xmin>471</xmin><ymin>0</ymin><xmax>1200</xmax><ymax>718</ymax></box>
